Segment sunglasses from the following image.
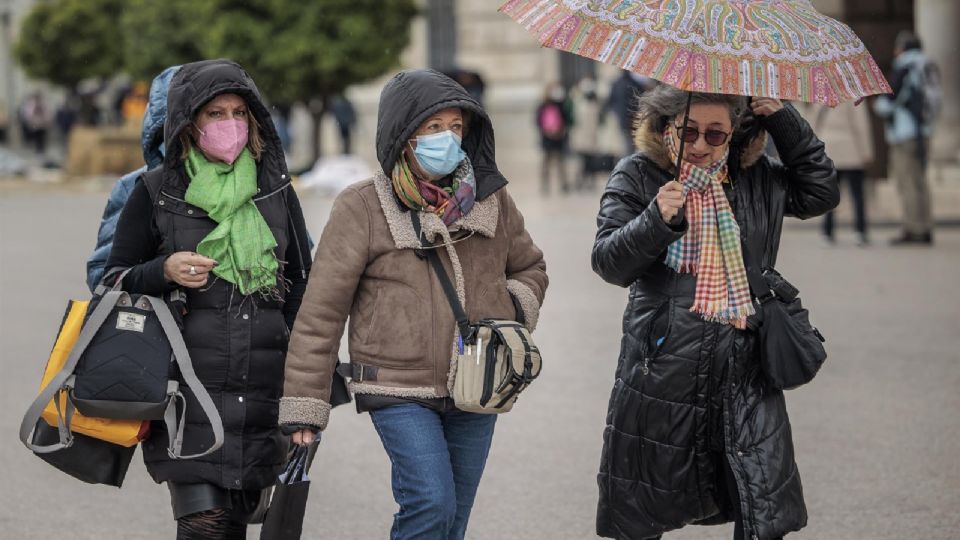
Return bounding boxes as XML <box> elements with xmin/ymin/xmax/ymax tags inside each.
<box><xmin>674</xmin><ymin>124</ymin><xmax>730</xmax><ymax>147</ymax></box>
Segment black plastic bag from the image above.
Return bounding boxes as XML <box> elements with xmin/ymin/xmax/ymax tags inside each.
<box><xmin>31</xmin><ymin>418</ymin><xmax>136</xmax><ymax>487</ymax></box>
<box><xmin>260</xmin><ymin>444</ymin><xmax>313</xmax><ymax>540</ymax></box>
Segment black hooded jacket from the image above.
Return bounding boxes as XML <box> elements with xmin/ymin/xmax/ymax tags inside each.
<box><xmin>593</xmin><ymin>104</ymin><xmax>838</xmax><ymax>540</ymax></box>
<box><xmin>106</xmin><ymin>60</ymin><xmax>311</xmax><ymax>490</ymax></box>
<box><xmin>375</xmin><ymin>68</ymin><xmax>507</xmax><ymax>198</ymax></box>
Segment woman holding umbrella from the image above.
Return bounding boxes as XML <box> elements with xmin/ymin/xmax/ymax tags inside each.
<box><xmin>591</xmin><ymin>86</ymin><xmax>838</xmax><ymax>539</ymax></box>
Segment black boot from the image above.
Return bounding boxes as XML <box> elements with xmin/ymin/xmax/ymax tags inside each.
<box><xmin>890</xmin><ymin>231</ymin><xmax>933</xmax><ymax>246</ymax></box>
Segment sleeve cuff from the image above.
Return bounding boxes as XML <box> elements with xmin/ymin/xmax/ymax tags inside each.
<box><xmin>646</xmin><ymin>197</ymin><xmax>687</xmax><ymax>237</ymax></box>
<box><xmin>279</xmin><ymin>397</ymin><xmax>331</xmax><ymax>431</ymax></box>
<box><xmin>506</xmin><ymin>279</ymin><xmax>541</xmax><ymax>332</ymax></box>
<box><xmin>142</xmin><ymin>255</ymin><xmax>178</xmax><ymax>294</ymax></box>
<box><xmin>761</xmin><ymin>105</ymin><xmax>804</xmax><ymax>154</ymax></box>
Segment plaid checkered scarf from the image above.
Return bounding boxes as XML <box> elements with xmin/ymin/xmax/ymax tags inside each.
<box><xmin>663</xmin><ymin>127</ymin><xmax>754</xmax><ymax>329</ymax></box>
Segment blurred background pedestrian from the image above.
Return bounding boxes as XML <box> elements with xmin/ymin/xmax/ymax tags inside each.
<box><xmin>18</xmin><ymin>91</ymin><xmax>50</xmax><ymax>156</ymax></box>
<box><xmin>330</xmin><ymin>94</ymin><xmax>356</xmax><ymax>155</ymax></box>
<box><xmin>874</xmin><ymin>30</ymin><xmax>942</xmax><ymax>245</ymax></box>
<box><xmin>535</xmin><ymin>81</ymin><xmax>573</xmax><ymax>194</ymax></box>
<box><xmin>802</xmin><ymin>100</ymin><xmax>876</xmax><ymax>246</ymax></box>
<box><xmin>568</xmin><ymin>76</ymin><xmax>609</xmax><ymax>191</ymax></box>
<box><xmin>604</xmin><ymin>69</ymin><xmax>655</xmax><ymax>156</ymax></box>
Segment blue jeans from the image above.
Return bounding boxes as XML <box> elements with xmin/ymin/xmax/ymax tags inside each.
<box><xmin>370</xmin><ymin>403</ymin><xmax>497</xmax><ymax>540</ymax></box>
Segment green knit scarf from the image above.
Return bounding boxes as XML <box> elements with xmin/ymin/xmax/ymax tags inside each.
<box><xmin>185</xmin><ymin>147</ymin><xmax>278</xmax><ymax>296</ymax></box>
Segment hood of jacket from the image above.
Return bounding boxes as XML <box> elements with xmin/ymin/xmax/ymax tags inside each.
<box><xmin>162</xmin><ymin>59</ymin><xmax>288</xmax><ymax>193</ymax></box>
<box><xmin>633</xmin><ymin>114</ymin><xmax>768</xmax><ymax>174</ymax></box>
<box><xmin>141</xmin><ymin>65</ymin><xmax>180</xmax><ymax>169</ymax></box>
<box><xmin>375</xmin><ymin>68</ymin><xmax>507</xmax><ymax>201</ymax></box>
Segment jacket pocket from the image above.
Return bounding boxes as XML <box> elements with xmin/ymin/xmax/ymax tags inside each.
<box><xmin>354</xmin><ymin>282</ymin><xmax>430</xmax><ymax>369</ymax></box>
<box><xmin>641</xmin><ymin>299</ymin><xmax>673</xmax><ymax>375</ymax></box>
<box><xmin>476</xmin><ymin>277</ymin><xmax>514</xmax><ymax>320</ymax></box>
<box><xmin>350</xmin><ymin>285</ymin><xmax>380</xmax><ymax>346</ymax></box>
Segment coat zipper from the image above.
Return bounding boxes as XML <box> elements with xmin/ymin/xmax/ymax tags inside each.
<box><xmin>643</xmin><ymin>298</ymin><xmax>673</xmax><ymax>376</ymax></box>
<box><xmin>723</xmin><ymin>338</ymin><xmax>758</xmax><ymax>540</ymax></box>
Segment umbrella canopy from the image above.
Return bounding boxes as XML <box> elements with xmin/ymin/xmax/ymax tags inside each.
<box><xmin>500</xmin><ymin>0</ymin><xmax>891</xmax><ymax>105</ymax></box>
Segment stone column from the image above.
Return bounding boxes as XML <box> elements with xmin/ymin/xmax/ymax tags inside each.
<box><xmin>916</xmin><ymin>0</ymin><xmax>960</xmax><ymax>162</ymax></box>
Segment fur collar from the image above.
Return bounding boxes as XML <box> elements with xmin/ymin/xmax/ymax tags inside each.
<box><xmin>632</xmin><ymin>116</ymin><xmax>768</xmax><ymax>172</ymax></box>
<box><xmin>372</xmin><ymin>170</ymin><xmax>499</xmax><ymax>250</ymax></box>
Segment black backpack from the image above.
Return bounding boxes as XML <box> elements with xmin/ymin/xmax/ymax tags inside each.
<box><xmin>21</xmin><ymin>288</ymin><xmax>224</xmax><ymax>460</ymax></box>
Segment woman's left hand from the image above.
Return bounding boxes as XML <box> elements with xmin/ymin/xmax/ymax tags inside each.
<box><xmin>751</xmin><ymin>97</ymin><xmax>784</xmax><ymax>117</ymax></box>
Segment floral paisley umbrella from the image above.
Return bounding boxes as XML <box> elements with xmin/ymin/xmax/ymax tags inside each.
<box><xmin>499</xmin><ymin>0</ymin><xmax>891</xmax><ymax>106</ymax></box>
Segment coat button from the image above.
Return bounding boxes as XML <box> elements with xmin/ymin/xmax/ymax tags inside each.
<box><xmin>187</xmin><ymin>209</ymin><xmax>193</xmax><ymax>215</ymax></box>
<box><xmin>281</xmin><ymin>174</ymin><xmax>286</xmax><ymax>179</ymax></box>
<box><xmin>737</xmin><ymin>450</ymin><xmax>744</xmax><ymax>457</ymax></box>
<box><xmin>158</xmin><ymin>200</ymin><xmax>165</xmax><ymax>206</ymax></box>
<box><xmin>242</xmin><ymin>314</ymin><xmax>249</xmax><ymax>320</ymax></box>
<box><xmin>238</xmin><ymin>396</ymin><xmax>244</xmax><ymax>403</ymax></box>
<box><xmin>235</xmin><ymin>480</ymin><xmax>240</xmax><ymax>486</ymax></box>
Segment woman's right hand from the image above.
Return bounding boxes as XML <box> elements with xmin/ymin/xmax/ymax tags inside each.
<box><xmin>163</xmin><ymin>251</ymin><xmax>217</xmax><ymax>288</ymax></box>
<box><xmin>657</xmin><ymin>181</ymin><xmax>684</xmax><ymax>223</ymax></box>
<box><xmin>292</xmin><ymin>429</ymin><xmax>316</xmax><ymax>446</ymax></box>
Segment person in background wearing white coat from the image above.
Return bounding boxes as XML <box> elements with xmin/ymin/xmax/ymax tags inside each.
<box><xmin>802</xmin><ymin>100</ymin><xmax>875</xmax><ymax>246</ymax></box>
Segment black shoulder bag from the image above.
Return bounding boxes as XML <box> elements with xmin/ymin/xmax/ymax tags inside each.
<box><xmin>742</xmin><ymin>243</ymin><xmax>827</xmax><ymax>390</ymax></box>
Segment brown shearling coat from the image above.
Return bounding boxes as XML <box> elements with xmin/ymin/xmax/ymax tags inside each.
<box><xmin>278</xmin><ymin>172</ymin><xmax>548</xmax><ymax>430</ymax></box>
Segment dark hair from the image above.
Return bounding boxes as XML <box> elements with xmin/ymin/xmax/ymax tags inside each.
<box><xmin>635</xmin><ymin>84</ymin><xmax>747</xmax><ymax>134</ymax></box>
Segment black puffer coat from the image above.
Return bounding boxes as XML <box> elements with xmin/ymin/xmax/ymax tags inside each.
<box><xmin>592</xmin><ymin>105</ymin><xmax>838</xmax><ymax>540</ymax></box>
<box><xmin>107</xmin><ymin>60</ymin><xmax>311</xmax><ymax>490</ymax></box>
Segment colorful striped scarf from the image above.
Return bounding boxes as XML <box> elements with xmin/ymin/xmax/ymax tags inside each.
<box><xmin>663</xmin><ymin>127</ymin><xmax>754</xmax><ymax>329</ymax></box>
<box><xmin>391</xmin><ymin>154</ymin><xmax>476</xmax><ymax>226</ymax></box>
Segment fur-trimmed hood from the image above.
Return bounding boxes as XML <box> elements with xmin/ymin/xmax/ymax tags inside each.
<box><xmin>632</xmin><ymin>115</ymin><xmax>768</xmax><ymax>173</ymax></box>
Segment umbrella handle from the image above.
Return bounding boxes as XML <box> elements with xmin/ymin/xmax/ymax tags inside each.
<box><xmin>671</xmin><ymin>91</ymin><xmax>693</xmax><ymax>224</ymax></box>
<box><xmin>673</xmin><ymin>91</ymin><xmax>692</xmax><ymax>179</ymax></box>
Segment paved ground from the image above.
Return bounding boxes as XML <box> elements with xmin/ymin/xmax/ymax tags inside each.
<box><xmin>1</xmin><ymin>170</ymin><xmax>958</xmax><ymax>539</ymax></box>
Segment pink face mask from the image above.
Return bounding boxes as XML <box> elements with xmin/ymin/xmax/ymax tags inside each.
<box><xmin>195</xmin><ymin>118</ymin><xmax>249</xmax><ymax>164</ymax></box>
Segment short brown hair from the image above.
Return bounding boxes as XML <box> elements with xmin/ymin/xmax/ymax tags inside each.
<box><xmin>178</xmin><ymin>110</ymin><xmax>265</xmax><ymax>161</ymax></box>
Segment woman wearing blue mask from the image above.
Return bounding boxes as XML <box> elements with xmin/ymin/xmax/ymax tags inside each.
<box><xmin>279</xmin><ymin>69</ymin><xmax>549</xmax><ymax>539</ymax></box>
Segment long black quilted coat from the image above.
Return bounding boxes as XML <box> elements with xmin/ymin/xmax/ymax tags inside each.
<box><xmin>108</xmin><ymin>60</ymin><xmax>310</xmax><ymax>490</ymax></box>
<box><xmin>592</xmin><ymin>105</ymin><xmax>838</xmax><ymax>540</ymax></box>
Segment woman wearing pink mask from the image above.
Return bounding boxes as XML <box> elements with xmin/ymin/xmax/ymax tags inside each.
<box><xmin>105</xmin><ymin>59</ymin><xmax>332</xmax><ymax>538</ymax></box>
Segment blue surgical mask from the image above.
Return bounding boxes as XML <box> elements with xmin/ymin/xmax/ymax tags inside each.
<box><xmin>411</xmin><ymin>130</ymin><xmax>465</xmax><ymax>177</ymax></box>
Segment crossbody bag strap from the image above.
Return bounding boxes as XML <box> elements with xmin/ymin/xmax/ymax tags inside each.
<box><xmin>19</xmin><ymin>290</ymin><xmax>126</xmax><ymax>453</ymax></box>
<box><xmin>146</xmin><ymin>296</ymin><xmax>224</xmax><ymax>459</ymax></box>
<box><xmin>740</xmin><ymin>241</ymin><xmax>774</xmax><ymax>304</ymax></box>
<box><xmin>410</xmin><ymin>212</ymin><xmax>474</xmax><ymax>343</ymax></box>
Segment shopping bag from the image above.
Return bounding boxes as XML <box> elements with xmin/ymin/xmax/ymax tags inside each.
<box><xmin>260</xmin><ymin>444</ymin><xmax>313</xmax><ymax>540</ymax></box>
<box><xmin>30</xmin><ymin>418</ymin><xmax>136</xmax><ymax>487</ymax></box>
